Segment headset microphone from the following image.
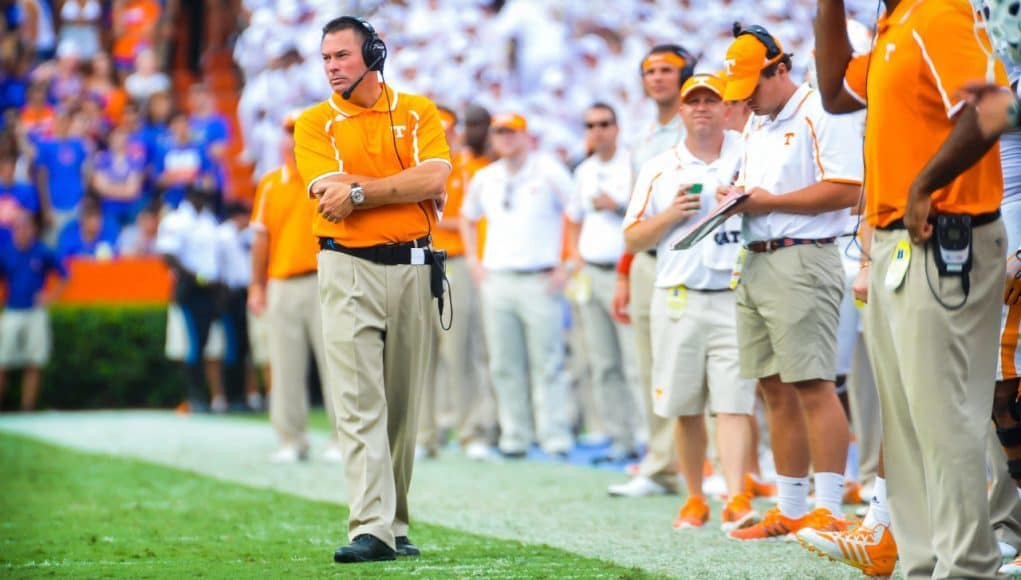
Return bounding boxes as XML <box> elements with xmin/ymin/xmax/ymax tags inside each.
<box><xmin>341</xmin><ymin>54</ymin><xmax>384</xmax><ymax>100</ymax></box>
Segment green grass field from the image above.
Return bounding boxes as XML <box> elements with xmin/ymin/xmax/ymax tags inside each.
<box><xmin>0</xmin><ymin>432</ymin><xmax>657</xmax><ymax>579</ymax></box>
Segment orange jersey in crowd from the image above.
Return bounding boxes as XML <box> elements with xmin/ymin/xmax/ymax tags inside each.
<box><xmin>250</xmin><ymin>164</ymin><xmax>319</xmax><ymax>279</ymax></box>
<box><xmin>113</xmin><ymin>0</ymin><xmax>160</xmax><ymax>65</ymax></box>
<box><xmin>433</xmin><ymin>148</ymin><xmax>491</xmax><ymax>257</ymax></box>
<box><xmin>293</xmin><ymin>85</ymin><xmax>451</xmax><ymax>247</ymax></box>
<box><xmin>844</xmin><ymin>0</ymin><xmax>1006</xmax><ymax>227</ymax></box>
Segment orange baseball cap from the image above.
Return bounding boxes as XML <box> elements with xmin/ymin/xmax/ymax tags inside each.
<box><xmin>722</xmin><ymin>29</ymin><xmax>785</xmax><ymax>101</ymax></box>
<box><xmin>681</xmin><ymin>73</ymin><xmax>726</xmax><ymax>100</ymax></box>
<box><xmin>492</xmin><ymin>112</ymin><xmax>527</xmax><ymax>132</ymax></box>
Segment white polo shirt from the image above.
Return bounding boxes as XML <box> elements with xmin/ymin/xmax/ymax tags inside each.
<box><xmin>462</xmin><ymin>152</ymin><xmax>573</xmax><ymax>272</ymax></box>
<box><xmin>567</xmin><ymin>147</ymin><xmax>633</xmax><ymax>265</ymax></box>
<box><xmin>216</xmin><ymin>221</ymin><xmax>253</xmax><ymax>290</ymax></box>
<box><xmin>155</xmin><ymin>200</ymin><xmax>221</xmax><ymax>282</ymax></box>
<box><xmin>631</xmin><ymin>114</ymin><xmax>685</xmax><ymax>177</ymax></box>
<box><xmin>624</xmin><ymin>131</ymin><xmax>744</xmax><ymax>290</ymax></box>
<box><xmin>739</xmin><ymin>84</ymin><xmax>864</xmax><ymax>243</ymax></box>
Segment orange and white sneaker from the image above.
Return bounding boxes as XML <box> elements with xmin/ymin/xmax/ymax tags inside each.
<box><xmin>744</xmin><ymin>473</ymin><xmax>777</xmax><ymax>498</ymax></box>
<box><xmin>726</xmin><ymin>507</ymin><xmax>810</xmax><ymax>541</ymax></box>
<box><xmin>804</xmin><ymin>507</ymin><xmax>853</xmax><ymax>533</ymax></box>
<box><xmin>721</xmin><ymin>492</ymin><xmax>761</xmax><ymax>532</ymax></box>
<box><xmin>797</xmin><ymin>522</ymin><xmax>897</xmax><ymax>577</ymax></box>
<box><xmin>672</xmin><ymin>496</ymin><xmax>710</xmax><ymax>530</ymax></box>
<box><xmin>842</xmin><ymin>481</ymin><xmax>867</xmax><ymax>505</ymax></box>
<box><xmin>1000</xmin><ymin>554</ymin><xmax>1021</xmax><ymax>576</ymax></box>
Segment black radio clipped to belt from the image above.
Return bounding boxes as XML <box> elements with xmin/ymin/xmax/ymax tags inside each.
<box><xmin>932</xmin><ymin>214</ymin><xmax>973</xmax><ymax>291</ymax></box>
<box><xmin>430</xmin><ymin>249</ymin><xmax>452</xmax><ymax>331</ymax></box>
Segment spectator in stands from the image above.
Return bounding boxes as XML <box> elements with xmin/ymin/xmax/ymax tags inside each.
<box><xmin>140</xmin><ymin>91</ymin><xmax>173</xmax><ymax>165</ymax></box>
<box><xmin>187</xmin><ymin>83</ymin><xmax>229</xmax><ymax>190</ymax></box>
<box><xmin>92</xmin><ymin>125</ymin><xmax>145</xmax><ymax>227</ymax></box>
<box><xmin>124</xmin><ymin>48</ymin><xmax>170</xmax><ymax>106</ymax></box>
<box><xmin>116</xmin><ymin>200</ymin><xmax>158</xmax><ymax>256</ymax></box>
<box><xmin>0</xmin><ymin>43</ymin><xmax>33</xmax><ymax>115</ymax></box>
<box><xmin>56</xmin><ymin>195</ymin><xmax>116</xmax><ymax>261</ymax></box>
<box><xmin>114</xmin><ymin>101</ymin><xmax>148</xmax><ymax>165</ymax></box>
<box><xmin>0</xmin><ymin>209</ymin><xmax>67</xmax><ymax>411</ymax></box>
<box><xmin>154</xmin><ymin>110</ymin><xmax>212</xmax><ymax>209</ymax></box>
<box><xmin>50</xmin><ymin>40</ymin><xmax>85</xmax><ymax>104</ymax></box>
<box><xmin>19</xmin><ymin>81</ymin><xmax>55</xmax><ymax>139</ymax></box>
<box><xmin>112</xmin><ymin>0</ymin><xmax>161</xmax><ymax>74</ymax></box>
<box><xmin>84</xmin><ymin>52</ymin><xmax>128</xmax><ymax>126</ymax></box>
<box><xmin>58</xmin><ymin>0</ymin><xmax>102</xmax><ymax>61</ymax></box>
<box><xmin>215</xmin><ymin>201</ymin><xmax>253</xmax><ymax>411</ymax></box>
<box><xmin>18</xmin><ymin>0</ymin><xmax>57</xmax><ymax>62</ymax></box>
<box><xmin>34</xmin><ymin>109</ymin><xmax>91</xmax><ymax>238</ymax></box>
<box><xmin>0</xmin><ymin>152</ymin><xmax>38</xmax><ymax>247</ymax></box>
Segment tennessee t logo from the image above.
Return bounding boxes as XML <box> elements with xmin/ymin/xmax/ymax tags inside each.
<box><xmin>392</xmin><ymin>125</ymin><xmax>407</xmax><ymax>138</ymax></box>
<box><xmin>724</xmin><ymin>59</ymin><xmax>736</xmax><ymax>76</ymax></box>
<box><xmin>784</xmin><ymin>132</ymin><xmax>795</xmax><ymax>145</ymax></box>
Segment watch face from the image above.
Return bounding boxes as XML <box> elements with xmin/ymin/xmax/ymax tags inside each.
<box><xmin>351</xmin><ymin>187</ymin><xmax>365</xmax><ymax>204</ymax></box>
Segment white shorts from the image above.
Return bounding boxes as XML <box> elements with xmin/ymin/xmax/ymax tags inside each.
<box><xmin>164</xmin><ymin>304</ymin><xmax>224</xmax><ymax>361</ymax></box>
<box><xmin>650</xmin><ymin>287</ymin><xmax>755</xmax><ymax>417</ymax></box>
<box><xmin>0</xmin><ymin>308</ymin><xmax>52</xmax><ymax>367</ymax></box>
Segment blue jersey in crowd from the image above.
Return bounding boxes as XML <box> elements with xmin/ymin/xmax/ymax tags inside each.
<box><xmin>0</xmin><ymin>241</ymin><xmax>67</xmax><ymax>310</ymax></box>
<box><xmin>35</xmin><ymin>137</ymin><xmax>89</xmax><ymax>211</ymax></box>
<box><xmin>155</xmin><ymin>142</ymin><xmax>210</xmax><ymax>208</ymax></box>
<box><xmin>56</xmin><ymin>217</ymin><xmax>119</xmax><ymax>262</ymax></box>
<box><xmin>0</xmin><ymin>182</ymin><xmax>40</xmax><ymax>249</ymax></box>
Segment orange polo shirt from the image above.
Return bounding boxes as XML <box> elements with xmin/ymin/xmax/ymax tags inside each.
<box><xmin>844</xmin><ymin>0</ymin><xmax>1006</xmax><ymax>228</ymax></box>
<box><xmin>250</xmin><ymin>164</ymin><xmax>319</xmax><ymax>279</ymax></box>
<box><xmin>293</xmin><ymin>84</ymin><xmax>452</xmax><ymax>247</ymax></box>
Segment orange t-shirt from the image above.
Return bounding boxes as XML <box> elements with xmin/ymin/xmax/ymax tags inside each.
<box><xmin>432</xmin><ymin>148</ymin><xmax>492</xmax><ymax>257</ymax></box>
<box><xmin>293</xmin><ymin>85</ymin><xmax>452</xmax><ymax>247</ymax></box>
<box><xmin>250</xmin><ymin>164</ymin><xmax>319</xmax><ymax>279</ymax></box>
<box><xmin>844</xmin><ymin>0</ymin><xmax>1006</xmax><ymax>227</ymax></box>
<box><xmin>20</xmin><ymin>106</ymin><xmax>55</xmax><ymax>137</ymax></box>
<box><xmin>113</xmin><ymin>0</ymin><xmax>160</xmax><ymax>63</ymax></box>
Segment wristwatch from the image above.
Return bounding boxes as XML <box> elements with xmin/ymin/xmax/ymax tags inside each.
<box><xmin>350</xmin><ymin>183</ymin><xmax>366</xmax><ymax>206</ymax></box>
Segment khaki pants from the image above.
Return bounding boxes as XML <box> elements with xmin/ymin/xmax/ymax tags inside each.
<box><xmin>866</xmin><ymin>221</ymin><xmax>1006</xmax><ymax>579</ymax></box>
<box><xmin>848</xmin><ymin>329</ymin><xmax>881</xmax><ymax>488</ymax></box>
<box><xmin>577</xmin><ymin>264</ymin><xmax>641</xmax><ymax>450</ymax></box>
<box><xmin>318</xmin><ymin>251</ymin><xmax>436</xmax><ymax>549</ymax></box>
<box><xmin>481</xmin><ymin>271</ymin><xmax>573</xmax><ymax>454</ymax></box>
<box><xmin>267</xmin><ymin>274</ymin><xmax>337</xmax><ymax>449</ymax></box>
<box><xmin>632</xmin><ymin>252</ymin><xmax>677</xmax><ymax>486</ymax></box>
<box><xmin>419</xmin><ymin>256</ymin><xmax>496</xmax><ymax>449</ymax></box>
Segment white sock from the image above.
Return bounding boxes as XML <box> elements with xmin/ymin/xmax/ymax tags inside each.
<box><xmin>862</xmin><ymin>477</ymin><xmax>891</xmax><ymax>527</ymax></box>
<box><xmin>814</xmin><ymin>472</ymin><xmax>845</xmax><ymax>516</ymax></box>
<box><xmin>776</xmin><ymin>475</ymin><xmax>810</xmax><ymax>519</ymax></box>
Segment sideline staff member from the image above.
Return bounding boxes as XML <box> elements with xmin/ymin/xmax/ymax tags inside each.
<box><xmin>293</xmin><ymin>16</ymin><xmax>451</xmax><ymax>564</ymax></box>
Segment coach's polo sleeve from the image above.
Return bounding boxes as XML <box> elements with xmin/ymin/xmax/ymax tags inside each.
<box><xmin>410</xmin><ymin>100</ymin><xmax>452</xmax><ymax>168</ymax></box>
<box><xmin>294</xmin><ymin>104</ymin><xmax>343</xmax><ymax>197</ymax></box>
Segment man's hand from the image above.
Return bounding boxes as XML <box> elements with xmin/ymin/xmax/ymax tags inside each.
<box><xmin>959</xmin><ymin>82</ymin><xmax>1017</xmax><ymax>139</ymax></box>
<box><xmin>737</xmin><ymin>187</ymin><xmax>774</xmax><ymax>215</ymax></box>
<box><xmin>904</xmin><ymin>184</ymin><xmax>933</xmax><ymax>244</ymax></box>
<box><xmin>852</xmin><ymin>266</ymin><xmax>869</xmax><ymax>304</ymax></box>
<box><xmin>248</xmin><ymin>283</ymin><xmax>267</xmax><ymax>315</ymax></box>
<box><xmin>665</xmin><ymin>185</ymin><xmax>701</xmax><ymax>220</ymax></box>
<box><xmin>547</xmin><ymin>263</ymin><xmax>574</xmax><ymax>295</ymax></box>
<box><xmin>611</xmin><ymin>276</ymin><xmax>631</xmax><ymax>324</ymax></box>
<box><xmin>592</xmin><ymin>192</ymin><xmax>619</xmax><ymax>212</ymax></box>
<box><xmin>315</xmin><ymin>181</ymin><xmax>355</xmax><ymax>223</ymax></box>
<box><xmin>1006</xmin><ymin>250</ymin><xmax>1021</xmax><ymax>305</ymax></box>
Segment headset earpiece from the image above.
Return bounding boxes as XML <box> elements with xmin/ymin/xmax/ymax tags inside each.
<box><xmin>338</xmin><ymin>15</ymin><xmax>387</xmax><ymax>73</ymax></box>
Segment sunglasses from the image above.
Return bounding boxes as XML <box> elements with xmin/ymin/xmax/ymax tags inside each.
<box><xmin>585</xmin><ymin>120</ymin><xmax>614</xmax><ymax>129</ymax></box>
<box><xmin>493</xmin><ymin>127</ymin><xmax>518</xmax><ymax>135</ymax></box>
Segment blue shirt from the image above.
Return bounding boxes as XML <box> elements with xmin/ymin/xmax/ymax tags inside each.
<box><xmin>0</xmin><ymin>241</ymin><xmax>67</xmax><ymax>310</ymax></box>
<box><xmin>35</xmin><ymin>137</ymin><xmax>89</xmax><ymax>211</ymax></box>
<box><xmin>56</xmin><ymin>218</ymin><xmax>119</xmax><ymax>262</ymax></box>
<box><xmin>94</xmin><ymin>151</ymin><xmax>145</xmax><ymax>211</ymax></box>
<box><xmin>156</xmin><ymin>142</ymin><xmax>210</xmax><ymax>208</ymax></box>
<box><xmin>190</xmin><ymin>114</ymin><xmax>228</xmax><ymax>190</ymax></box>
<box><xmin>0</xmin><ymin>182</ymin><xmax>40</xmax><ymax>250</ymax></box>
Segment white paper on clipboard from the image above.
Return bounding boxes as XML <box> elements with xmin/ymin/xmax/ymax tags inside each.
<box><xmin>670</xmin><ymin>191</ymin><xmax>749</xmax><ymax>251</ymax></box>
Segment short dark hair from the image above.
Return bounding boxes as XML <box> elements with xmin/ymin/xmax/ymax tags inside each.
<box><xmin>760</xmin><ymin>54</ymin><xmax>793</xmax><ymax>79</ymax></box>
<box><xmin>586</xmin><ymin>102</ymin><xmax>617</xmax><ymax>124</ymax></box>
<box><xmin>322</xmin><ymin>16</ymin><xmax>369</xmax><ymax>43</ymax></box>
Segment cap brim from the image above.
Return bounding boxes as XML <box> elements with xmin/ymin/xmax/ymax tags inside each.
<box><xmin>722</xmin><ymin>74</ymin><xmax>759</xmax><ymax>101</ymax></box>
<box><xmin>682</xmin><ymin>85</ymin><xmax>723</xmax><ymax>100</ymax></box>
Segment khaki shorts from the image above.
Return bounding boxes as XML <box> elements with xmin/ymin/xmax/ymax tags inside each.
<box><xmin>165</xmin><ymin>304</ymin><xmax>224</xmax><ymax>361</ymax></box>
<box><xmin>247</xmin><ymin>309</ymin><xmax>270</xmax><ymax>366</ymax></box>
<box><xmin>0</xmin><ymin>308</ymin><xmax>52</xmax><ymax>367</ymax></box>
<box><xmin>736</xmin><ymin>243</ymin><xmax>844</xmax><ymax>383</ymax></box>
<box><xmin>650</xmin><ymin>287</ymin><xmax>755</xmax><ymax>417</ymax></box>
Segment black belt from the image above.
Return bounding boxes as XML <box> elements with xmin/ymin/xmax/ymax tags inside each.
<box><xmin>878</xmin><ymin>209</ymin><xmax>1001</xmax><ymax>231</ymax></box>
<box><xmin>585</xmin><ymin>261</ymin><xmax>616</xmax><ymax>271</ymax></box>
<box><xmin>646</xmin><ymin>250</ymin><xmax>657</xmax><ymax>258</ymax></box>
<box><xmin>499</xmin><ymin>267</ymin><xmax>555</xmax><ymax>275</ymax></box>
<box><xmin>746</xmin><ymin>237</ymin><xmax>836</xmax><ymax>253</ymax></box>
<box><xmin>319</xmin><ymin>235</ymin><xmax>435</xmax><ymax>265</ymax></box>
<box><xmin>690</xmin><ymin>287</ymin><xmax>731</xmax><ymax>293</ymax></box>
<box><xmin>283</xmin><ymin>270</ymin><xmax>317</xmax><ymax>279</ymax></box>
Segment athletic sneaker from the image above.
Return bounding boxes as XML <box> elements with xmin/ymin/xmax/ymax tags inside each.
<box><xmin>608</xmin><ymin>476</ymin><xmax>677</xmax><ymax>497</ymax></box>
<box><xmin>804</xmin><ymin>507</ymin><xmax>853</xmax><ymax>533</ymax></box>
<box><xmin>744</xmin><ymin>473</ymin><xmax>777</xmax><ymax>498</ymax></box>
<box><xmin>321</xmin><ymin>444</ymin><xmax>344</xmax><ymax>464</ymax></box>
<box><xmin>721</xmin><ymin>493</ymin><xmax>761</xmax><ymax>532</ymax></box>
<box><xmin>842</xmin><ymin>481</ymin><xmax>867</xmax><ymax>505</ymax></box>
<box><xmin>270</xmin><ymin>445</ymin><xmax>308</xmax><ymax>464</ymax></box>
<box><xmin>672</xmin><ymin>496</ymin><xmax>710</xmax><ymax>530</ymax></box>
<box><xmin>797</xmin><ymin>522</ymin><xmax>897</xmax><ymax>577</ymax></box>
<box><xmin>1000</xmin><ymin>541</ymin><xmax>1019</xmax><ymax>560</ymax></box>
<box><xmin>1001</xmin><ymin>555</ymin><xmax>1021</xmax><ymax>575</ymax></box>
<box><xmin>727</xmin><ymin>507</ymin><xmax>811</xmax><ymax>541</ymax></box>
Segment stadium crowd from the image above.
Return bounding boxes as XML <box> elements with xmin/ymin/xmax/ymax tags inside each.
<box><xmin>1</xmin><ymin>0</ymin><xmax>1021</xmax><ymax>578</ymax></box>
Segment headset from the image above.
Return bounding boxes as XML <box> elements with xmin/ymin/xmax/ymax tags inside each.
<box><xmin>641</xmin><ymin>44</ymin><xmax>697</xmax><ymax>87</ymax></box>
<box><xmin>732</xmin><ymin>23</ymin><xmax>786</xmax><ymax>64</ymax></box>
<box><xmin>333</xmin><ymin>16</ymin><xmax>387</xmax><ymax>100</ymax></box>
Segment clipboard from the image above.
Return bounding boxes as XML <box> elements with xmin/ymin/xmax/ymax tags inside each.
<box><xmin>670</xmin><ymin>191</ymin><xmax>749</xmax><ymax>251</ymax></box>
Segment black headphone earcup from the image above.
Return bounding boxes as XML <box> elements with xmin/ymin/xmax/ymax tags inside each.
<box><xmin>365</xmin><ymin>38</ymin><xmax>387</xmax><ymax>72</ymax></box>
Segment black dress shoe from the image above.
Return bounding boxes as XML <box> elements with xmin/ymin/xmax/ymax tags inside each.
<box><xmin>334</xmin><ymin>534</ymin><xmax>396</xmax><ymax>564</ymax></box>
<box><xmin>396</xmin><ymin>536</ymin><xmax>420</xmax><ymax>557</ymax></box>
